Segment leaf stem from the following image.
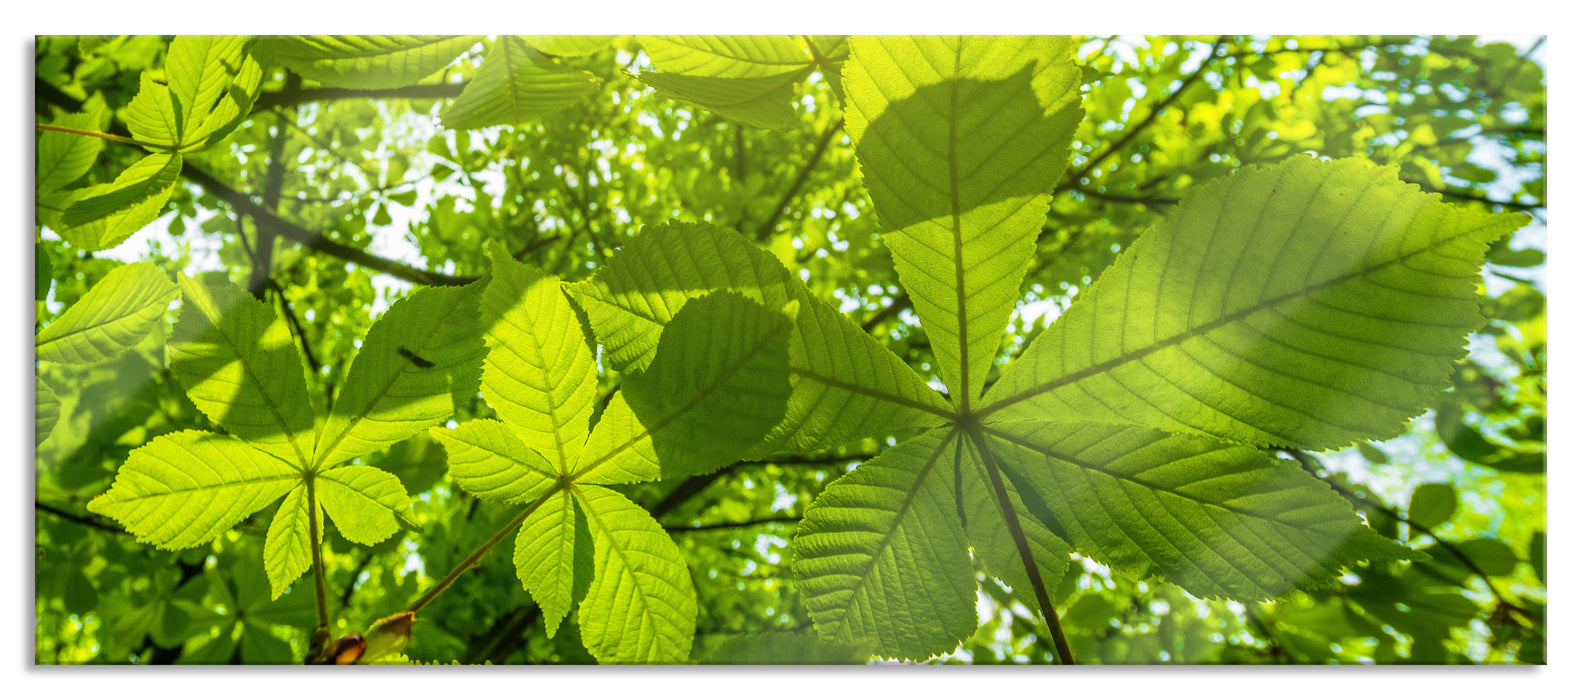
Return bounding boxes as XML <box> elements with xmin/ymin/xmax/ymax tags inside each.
<box><xmin>34</xmin><ymin>122</ymin><xmax>161</xmax><ymax>150</ymax></box>
<box><xmin>405</xmin><ymin>488</ymin><xmax>558</xmax><ymax>614</ymax></box>
<box><xmin>305</xmin><ymin>471</ymin><xmax>331</xmax><ymax>629</ymax></box>
<box><xmin>963</xmin><ymin>422</ymin><xmax>1076</xmax><ymax>665</ymax></box>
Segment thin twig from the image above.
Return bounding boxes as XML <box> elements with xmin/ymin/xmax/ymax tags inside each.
<box><xmin>756</xmin><ymin>120</ymin><xmax>844</xmax><ymax>241</ymax></box>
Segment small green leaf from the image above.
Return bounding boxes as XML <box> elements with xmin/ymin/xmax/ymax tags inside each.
<box><xmin>477</xmin><ymin>242</ymin><xmax>597</xmax><ymax>473</ymax></box>
<box><xmin>35</xmin><ymin>261</ymin><xmax>177</xmax><ymax>365</ymax></box>
<box><xmin>34</xmin><ymin>242</ymin><xmax>53</xmax><ymax>301</ymax></box>
<box><xmin>441</xmin><ymin>36</ymin><xmax>602</xmax><ymax>131</ymax></box>
<box><xmin>1455</xmin><ymin>538</ymin><xmax>1517</xmax><ymax>577</ymax></box>
<box><xmin>57</xmin><ymin>152</ymin><xmax>183</xmax><ymax>251</ymax></box>
<box><xmin>430</xmin><ymin>419</ymin><xmax>557</xmax><ymax>503</ymax></box>
<box><xmin>267</xmin><ymin>36</ymin><xmax>480</xmax><ymax>89</ymax></box>
<box><xmin>1407</xmin><ymin>483</ymin><xmax>1458</xmax><ymax>531</ymax></box>
<box><xmin>318</xmin><ymin>466</ymin><xmax>414</xmax><ymax>546</ymax></box>
<box><xmin>264</xmin><ymin>484</ymin><xmax>317</xmax><ymax>599</ymax></box>
<box><xmin>35</xmin><ymin>376</ymin><xmax>59</xmax><ymax>447</ymax></box>
<box><xmin>35</xmin><ymin>104</ymin><xmax>106</xmax><ymax>215</ymax></box>
<box><xmin>637</xmin><ymin>36</ymin><xmax>816</xmax><ymax>130</ymax></box>
<box><xmin>569</xmin><ymin>221</ymin><xmax>950</xmax><ymax>456</ymax></box>
<box><xmin>574</xmin><ymin>485</ymin><xmax>697</xmax><ymax>664</ymax></box>
<box><xmin>87</xmin><ymin>430</ymin><xmax>301</xmax><ymax>550</ymax></box>
<box><xmin>512</xmin><ymin>489</ymin><xmax>590</xmax><ymax>636</ymax></box>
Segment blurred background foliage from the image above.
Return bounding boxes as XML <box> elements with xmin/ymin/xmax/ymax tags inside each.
<box><xmin>34</xmin><ymin>34</ymin><xmax>1545</xmax><ymax>664</ymax></box>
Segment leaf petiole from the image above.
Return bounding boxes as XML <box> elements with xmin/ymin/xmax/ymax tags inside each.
<box><xmin>963</xmin><ymin>422</ymin><xmax>1076</xmax><ymax>665</ymax></box>
<box><xmin>404</xmin><ymin>486</ymin><xmax>559</xmax><ymax>615</ymax></box>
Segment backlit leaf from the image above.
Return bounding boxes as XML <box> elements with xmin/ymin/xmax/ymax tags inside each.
<box><xmin>574</xmin><ymin>485</ymin><xmax>697</xmax><ymax>664</ymax></box>
<box><xmin>792</xmin><ymin>427</ymin><xmax>978</xmax><ymax>661</ymax></box>
<box><xmin>313</xmin><ymin>283</ymin><xmax>485</xmax><ymax>469</ymax></box>
<box><xmin>169</xmin><ymin>272</ymin><xmax>318</xmax><ymax>468</ymax></box>
<box><xmin>477</xmin><ymin>242</ymin><xmax>596</xmax><ymax>473</ymax></box>
<box><xmin>87</xmin><ymin>431</ymin><xmax>300</xmax><ymax>550</ymax></box>
<box><xmin>268</xmin><ymin>36</ymin><xmax>480</xmax><ymax>89</ymax></box>
<box><xmin>574</xmin><ymin>291</ymin><xmax>793</xmax><ymax>483</ymax></box>
<box><xmin>35</xmin><ymin>261</ymin><xmax>177</xmax><ymax>365</ymax></box>
<box><xmin>844</xmin><ymin>35</ymin><xmax>1084</xmax><ymax>406</ymax></box>
<box><xmin>441</xmin><ymin>36</ymin><xmax>601</xmax><ymax>131</ymax></box>
<box><xmin>980</xmin><ymin>157</ymin><xmax>1529</xmax><ymax>449</ymax></box>
<box><xmin>569</xmin><ymin>221</ymin><xmax>951</xmax><ymax>457</ymax></box>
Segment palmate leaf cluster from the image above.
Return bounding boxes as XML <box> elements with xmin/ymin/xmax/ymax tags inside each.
<box><xmin>34</xmin><ymin>33</ymin><xmax>1546</xmax><ymax>666</ymax></box>
<box><xmin>89</xmin><ymin>273</ymin><xmax>483</xmax><ymax>598</ymax></box>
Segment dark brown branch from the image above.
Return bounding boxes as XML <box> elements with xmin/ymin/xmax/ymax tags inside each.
<box><xmin>860</xmin><ymin>291</ymin><xmax>911</xmax><ymax>334</ymax></box>
<box><xmin>249</xmin><ymin>82</ymin><xmax>297</xmax><ymax>300</ymax></box>
<box><xmin>756</xmin><ymin>120</ymin><xmax>844</xmax><ymax>241</ymax></box>
<box><xmin>35</xmin><ymin>500</ymin><xmax>125</xmax><ymax>535</ymax></box>
<box><xmin>1055</xmin><ymin>36</ymin><xmax>1228</xmax><ymax>196</ymax></box>
<box><xmin>183</xmin><ymin>164</ymin><xmax>477</xmax><ymax>287</ymax></box>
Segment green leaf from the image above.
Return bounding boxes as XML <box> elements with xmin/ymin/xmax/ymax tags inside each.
<box><xmin>568</xmin><ymin>221</ymin><xmax>951</xmax><ymax>456</ymax></box>
<box><xmin>35</xmin><ymin>105</ymin><xmax>106</xmax><ymax>217</ymax></box>
<box><xmin>264</xmin><ymin>484</ymin><xmax>317</xmax><ymax>599</ymax></box>
<box><xmin>524</xmin><ymin>36</ymin><xmax>615</xmax><ymax>57</ymax></box>
<box><xmin>35</xmin><ymin>376</ymin><xmax>59</xmax><ymax>447</ymax></box>
<box><xmin>318</xmin><ymin>466</ymin><xmax>414</xmax><ymax>546</ymax></box>
<box><xmin>1455</xmin><ymin>538</ymin><xmax>1517</xmax><ymax>577</ymax></box>
<box><xmin>267</xmin><ymin>36</ymin><xmax>480</xmax><ymax>89</ymax></box>
<box><xmin>168</xmin><ymin>272</ymin><xmax>318</xmax><ymax>468</ymax></box>
<box><xmin>313</xmin><ymin>283</ymin><xmax>485</xmax><ymax>469</ymax></box>
<box><xmin>793</xmin><ymin>427</ymin><xmax>978</xmax><ymax>661</ymax></box>
<box><xmin>477</xmin><ymin>242</ymin><xmax>597</xmax><ymax>473</ymax></box>
<box><xmin>35</xmin><ymin>261</ymin><xmax>177</xmax><ymax>365</ymax></box>
<box><xmin>57</xmin><ymin>152</ymin><xmax>183</xmax><ymax>251</ymax></box>
<box><xmin>441</xmin><ymin>36</ymin><xmax>602</xmax><ymax>131</ymax></box>
<box><xmin>1407</xmin><ymin>483</ymin><xmax>1458</xmax><ymax>531</ymax></box>
<box><xmin>574</xmin><ymin>291</ymin><xmax>793</xmax><ymax>483</ymax></box>
<box><xmin>574</xmin><ymin>485</ymin><xmax>697</xmax><ymax>664</ymax></box>
<box><xmin>86</xmin><ymin>430</ymin><xmax>300</xmax><ymax>549</ymax></box>
<box><xmin>429</xmin><ymin>419</ymin><xmax>557</xmax><ymax>503</ymax></box>
<box><xmin>981</xmin><ymin>419</ymin><xmax>1418</xmax><ymax>600</ymax></box>
<box><xmin>980</xmin><ymin>156</ymin><xmax>1530</xmax><ymax>449</ymax></box>
<box><xmin>124</xmin><ymin>72</ymin><xmax>185</xmax><ymax>151</ymax></box>
<box><xmin>637</xmin><ymin>36</ymin><xmax>816</xmax><ymax>130</ymax></box>
<box><xmin>512</xmin><ymin>489</ymin><xmax>590</xmax><ymax>636</ymax></box>
<box><xmin>156</xmin><ymin>36</ymin><xmax>265</xmax><ymax>151</ymax></box>
<box><xmin>844</xmin><ymin>36</ymin><xmax>1084</xmax><ymax>406</ymax></box>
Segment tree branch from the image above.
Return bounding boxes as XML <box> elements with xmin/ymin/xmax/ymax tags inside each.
<box><xmin>756</xmin><ymin>120</ymin><xmax>844</xmax><ymax>241</ymax></box>
<box><xmin>183</xmin><ymin>164</ymin><xmax>477</xmax><ymax>287</ymax></box>
<box><xmin>1055</xmin><ymin>36</ymin><xmax>1228</xmax><ymax>197</ymax></box>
